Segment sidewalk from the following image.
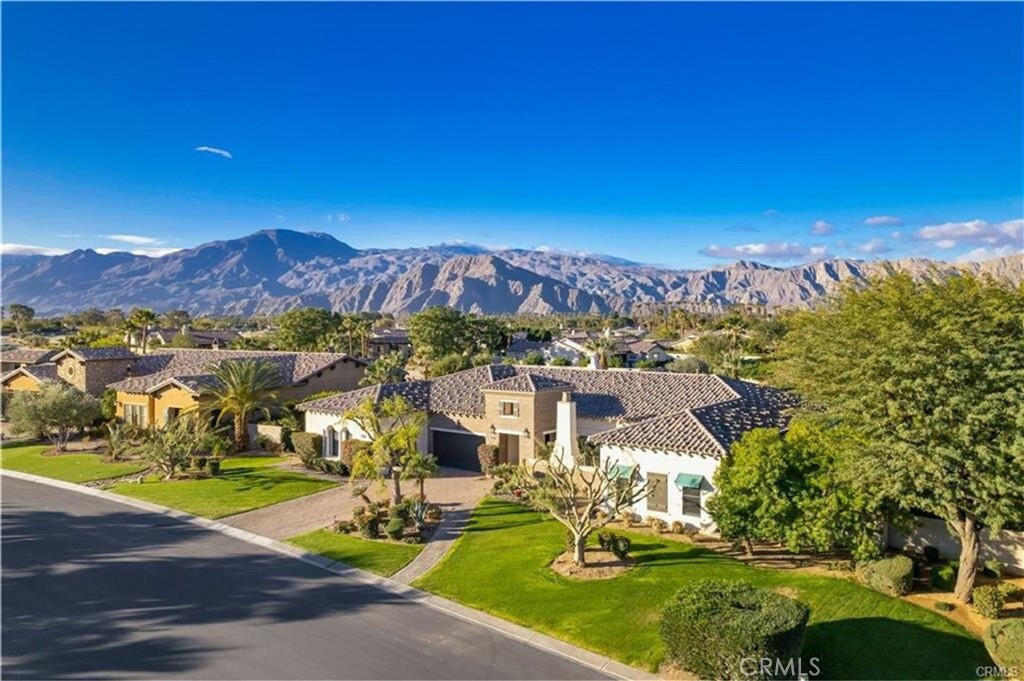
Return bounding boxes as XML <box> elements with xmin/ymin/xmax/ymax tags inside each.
<box><xmin>1</xmin><ymin>468</ymin><xmax>656</xmax><ymax>680</ymax></box>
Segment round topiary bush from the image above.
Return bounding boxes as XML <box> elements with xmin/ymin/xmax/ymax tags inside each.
<box><xmin>660</xmin><ymin>579</ymin><xmax>810</xmax><ymax>680</ymax></box>
<box><xmin>931</xmin><ymin>562</ymin><xmax>958</xmax><ymax>592</ymax></box>
<box><xmin>984</xmin><ymin>620</ymin><xmax>1024</xmax><ymax>673</ymax></box>
<box><xmin>973</xmin><ymin>585</ymin><xmax>1006</xmax><ymax>619</ymax></box>
<box><xmin>858</xmin><ymin>555</ymin><xmax>915</xmax><ymax>596</ymax></box>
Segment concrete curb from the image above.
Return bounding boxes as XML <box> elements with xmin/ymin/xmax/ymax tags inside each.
<box><xmin>1</xmin><ymin>469</ymin><xmax>657</xmax><ymax>680</ymax></box>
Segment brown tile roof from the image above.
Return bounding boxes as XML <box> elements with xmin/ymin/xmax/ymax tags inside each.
<box><xmin>590</xmin><ymin>378</ymin><xmax>798</xmax><ymax>455</ymax></box>
<box><xmin>297</xmin><ymin>380</ymin><xmax>433</xmax><ymax>414</ymax></box>
<box><xmin>1</xmin><ymin>363</ymin><xmax>61</xmax><ymax>385</ymax></box>
<box><xmin>151</xmin><ymin>328</ymin><xmax>240</xmax><ymax>344</ymax></box>
<box><xmin>482</xmin><ymin>373</ymin><xmax>574</xmax><ymax>393</ymax></box>
<box><xmin>108</xmin><ymin>348</ymin><xmax>362</xmax><ymax>394</ymax></box>
<box><xmin>1</xmin><ymin>348</ymin><xmax>59</xmax><ymax>365</ymax></box>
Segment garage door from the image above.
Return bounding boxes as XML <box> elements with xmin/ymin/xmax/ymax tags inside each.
<box><xmin>431</xmin><ymin>429</ymin><xmax>485</xmax><ymax>471</ymax></box>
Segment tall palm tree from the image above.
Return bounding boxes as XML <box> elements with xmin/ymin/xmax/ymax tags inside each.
<box><xmin>128</xmin><ymin>308</ymin><xmax>157</xmax><ymax>354</ymax></box>
<box><xmin>359</xmin><ymin>350</ymin><xmax>406</xmax><ymax>386</ymax></box>
<box><xmin>584</xmin><ymin>337</ymin><xmax>617</xmax><ymax>370</ymax></box>
<box><xmin>206</xmin><ymin>359</ymin><xmax>281</xmax><ymax>451</ymax></box>
<box><xmin>355</xmin><ymin>317</ymin><xmax>373</xmax><ymax>357</ymax></box>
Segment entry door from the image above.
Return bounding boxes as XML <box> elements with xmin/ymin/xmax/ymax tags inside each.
<box><xmin>499</xmin><ymin>433</ymin><xmax>520</xmax><ymax>465</ymax></box>
<box><xmin>647</xmin><ymin>473</ymin><xmax>668</xmax><ymax>513</ymax></box>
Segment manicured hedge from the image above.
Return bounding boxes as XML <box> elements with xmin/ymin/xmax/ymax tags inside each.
<box><xmin>931</xmin><ymin>562</ymin><xmax>958</xmax><ymax>591</ymax></box>
<box><xmin>973</xmin><ymin>585</ymin><xmax>1005</xmax><ymax>619</ymax></box>
<box><xmin>858</xmin><ymin>555</ymin><xmax>915</xmax><ymax>596</ymax></box>
<box><xmin>660</xmin><ymin>579</ymin><xmax>810</xmax><ymax>680</ymax></box>
<box><xmin>292</xmin><ymin>432</ymin><xmax>323</xmax><ymax>463</ymax></box>
<box><xmin>984</xmin><ymin>620</ymin><xmax>1024</xmax><ymax>672</ymax></box>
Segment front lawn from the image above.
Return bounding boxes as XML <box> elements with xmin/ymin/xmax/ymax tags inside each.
<box><xmin>110</xmin><ymin>457</ymin><xmax>336</xmax><ymax>519</ymax></box>
<box><xmin>414</xmin><ymin>499</ymin><xmax>990</xmax><ymax>679</ymax></box>
<box><xmin>290</xmin><ymin>529</ymin><xmax>424</xmax><ymax>577</ymax></box>
<box><xmin>1</xmin><ymin>442</ymin><xmax>148</xmax><ymax>483</ymax></box>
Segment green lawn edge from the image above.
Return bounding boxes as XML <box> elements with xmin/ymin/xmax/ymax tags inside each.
<box><xmin>289</xmin><ymin>529</ymin><xmax>425</xmax><ymax>577</ymax></box>
<box><xmin>1</xmin><ymin>442</ymin><xmax>148</xmax><ymax>483</ymax></box>
<box><xmin>413</xmin><ymin>498</ymin><xmax>990</xmax><ymax>679</ymax></box>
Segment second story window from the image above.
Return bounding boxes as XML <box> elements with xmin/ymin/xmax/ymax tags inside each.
<box><xmin>500</xmin><ymin>400</ymin><xmax>519</xmax><ymax>417</ymax></box>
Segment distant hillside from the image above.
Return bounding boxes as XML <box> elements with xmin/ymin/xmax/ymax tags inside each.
<box><xmin>1</xmin><ymin>229</ymin><xmax>1020</xmax><ymax>315</ymax></box>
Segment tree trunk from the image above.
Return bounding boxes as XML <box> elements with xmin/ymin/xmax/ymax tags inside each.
<box><xmin>743</xmin><ymin>536</ymin><xmax>755</xmax><ymax>557</ymax></box>
<box><xmin>573</xmin><ymin>532</ymin><xmax>588</xmax><ymax>566</ymax></box>
<box><xmin>419</xmin><ymin>477</ymin><xmax>426</xmax><ymax>501</ymax></box>
<box><xmin>952</xmin><ymin>512</ymin><xmax>980</xmax><ymax>603</ymax></box>
<box><xmin>234</xmin><ymin>412</ymin><xmax>249</xmax><ymax>452</ymax></box>
<box><xmin>391</xmin><ymin>469</ymin><xmax>402</xmax><ymax>505</ymax></box>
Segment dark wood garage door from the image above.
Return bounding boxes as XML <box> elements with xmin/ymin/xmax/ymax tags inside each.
<box><xmin>431</xmin><ymin>430</ymin><xmax>485</xmax><ymax>471</ymax></box>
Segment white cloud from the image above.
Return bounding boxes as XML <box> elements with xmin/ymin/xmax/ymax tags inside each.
<box><xmin>700</xmin><ymin>242</ymin><xmax>829</xmax><ymax>261</ymax></box>
<box><xmin>94</xmin><ymin>247</ymin><xmax>180</xmax><ymax>257</ymax></box>
<box><xmin>857</xmin><ymin>238</ymin><xmax>890</xmax><ymax>255</ymax></box>
<box><xmin>0</xmin><ymin>243</ymin><xmax>69</xmax><ymax>256</ymax></box>
<box><xmin>811</xmin><ymin>220</ymin><xmax>834</xmax><ymax>236</ymax></box>
<box><xmin>890</xmin><ymin>231</ymin><xmax>903</xmax><ymax>239</ymax></box>
<box><xmin>194</xmin><ymin>145</ymin><xmax>233</xmax><ymax>159</ymax></box>
<box><xmin>915</xmin><ymin>218</ymin><xmax>1023</xmax><ymax>251</ymax></box>
<box><xmin>325</xmin><ymin>213</ymin><xmax>351</xmax><ymax>223</ymax></box>
<box><xmin>955</xmin><ymin>245</ymin><xmax>1023</xmax><ymax>262</ymax></box>
<box><xmin>763</xmin><ymin>209</ymin><xmax>780</xmax><ymax>217</ymax></box>
<box><xmin>105</xmin><ymin>234</ymin><xmax>164</xmax><ymax>246</ymax></box>
<box><xmin>865</xmin><ymin>215</ymin><xmax>902</xmax><ymax>226</ymax></box>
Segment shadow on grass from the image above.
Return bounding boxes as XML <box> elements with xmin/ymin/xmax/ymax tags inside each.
<box><xmin>806</xmin><ymin>617</ymin><xmax>990</xmax><ymax>680</ymax></box>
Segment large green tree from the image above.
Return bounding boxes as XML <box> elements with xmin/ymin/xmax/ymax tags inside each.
<box><xmin>775</xmin><ymin>273</ymin><xmax>1024</xmax><ymax>602</ymax></box>
<box><xmin>408</xmin><ymin>307</ymin><xmax>470</xmax><ymax>362</ymax></box>
<box><xmin>7</xmin><ymin>383</ymin><xmax>101</xmax><ymax>452</ymax></box>
<box><xmin>708</xmin><ymin>421</ymin><xmax>890</xmax><ymax>559</ymax></box>
<box><xmin>360</xmin><ymin>350</ymin><xmax>406</xmax><ymax>386</ymax></box>
<box><xmin>5</xmin><ymin>304</ymin><xmax>35</xmax><ymax>335</ymax></box>
<box><xmin>206</xmin><ymin>359</ymin><xmax>282</xmax><ymax>451</ymax></box>
<box><xmin>275</xmin><ymin>308</ymin><xmax>339</xmax><ymax>351</ymax></box>
<box><xmin>344</xmin><ymin>395</ymin><xmax>427</xmax><ymax>505</ymax></box>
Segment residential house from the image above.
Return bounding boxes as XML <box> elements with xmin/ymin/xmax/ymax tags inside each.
<box><xmin>0</xmin><ymin>347</ymin><xmax>59</xmax><ymax>374</ymax></box>
<box><xmin>367</xmin><ymin>328</ymin><xmax>413</xmax><ymax>359</ymax></box>
<box><xmin>125</xmin><ymin>326</ymin><xmax>241</xmax><ymax>352</ymax></box>
<box><xmin>299</xmin><ymin>364</ymin><xmax>795</xmax><ymax>529</ymax></box>
<box><xmin>504</xmin><ymin>338</ymin><xmax>585</xmax><ymax>365</ymax></box>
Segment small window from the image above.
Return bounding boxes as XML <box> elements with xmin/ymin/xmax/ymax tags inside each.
<box><xmin>542</xmin><ymin>431</ymin><xmax>556</xmax><ymax>445</ymax></box>
<box><xmin>682</xmin><ymin>487</ymin><xmax>701</xmax><ymax>517</ymax></box>
<box><xmin>500</xmin><ymin>400</ymin><xmax>519</xmax><ymax>417</ymax></box>
<box><xmin>124</xmin><ymin>403</ymin><xmax>147</xmax><ymax>427</ymax></box>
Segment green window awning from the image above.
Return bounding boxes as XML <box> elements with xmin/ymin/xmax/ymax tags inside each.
<box><xmin>674</xmin><ymin>473</ymin><xmax>703</xmax><ymax>489</ymax></box>
<box><xmin>610</xmin><ymin>464</ymin><xmax>635</xmax><ymax>480</ymax></box>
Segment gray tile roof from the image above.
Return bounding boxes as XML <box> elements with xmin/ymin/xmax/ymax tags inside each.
<box><xmin>1</xmin><ymin>363</ymin><xmax>61</xmax><ymax>385</ymax></box>
<box><xmin>108</xmin><ymin>348</ymin><xmax>362</xmax><ymax>394</ymax></box>
<box><xmin>297</xmin><ymin>380</ymin><xmax>433</xmax><ymax>414</ymax></box>
<box><xmin>1</xmin><ymin>348</ymin><xmax>59</xmax><ymax>365</ymax></box>
<box><xmin>59</xmin><ymin>346</ymin><xmax>137</xmax><ymax>361</ymax></box>
<box><xmin>482</xmin><ymin>373</ymin><xmax>574</xmax><ymax>393</ymax></box>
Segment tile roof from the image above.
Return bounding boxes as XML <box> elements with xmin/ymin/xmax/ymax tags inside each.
<box><xmin>1</xmin><ymin>363</ymin><xmax>61</xmax><ymax>385</ymax></box>
<box><xmin>1</xmin><ymin>348</ymin><xmax>59</xmax><ymax>365</ymax></box>
<box><xmin>505</xmin><ymin>339</ymin><xmax>552</xmax><ymax>355</ymax></box>
<box><xmin>58</xmin><ymin>346</ymin><xmax>137</xmax><ymax>361</ymax></box>
<box><xmin>297</xmin><ymin>380</ymin><xmax>433</xmax><ymax>414</ymax></box>
<box><xmin>482</xmin><ymin>373</ymin><xmax>574</xmax><ymax>393</ymax></box>
<box><xmin>590</xmin><ymin>378</ymin><xmax>798</xmax><ymax>456</ymax></box>
<box><xmin>150</xmin><ymin>328</ymin><xmax>240</xmax><ymax>344</ymax></box>
<box><xmin>107</xmin><ymin>348</ymin><xmax>362</xmax><ymax>394</ymax></box>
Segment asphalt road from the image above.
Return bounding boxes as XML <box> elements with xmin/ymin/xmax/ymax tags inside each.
<box><xmin>2</xmin><ymin>477</ymin><xmax>606</xmax><ymax>680</ymax></box>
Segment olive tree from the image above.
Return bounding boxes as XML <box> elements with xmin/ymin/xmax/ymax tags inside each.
<box><xmin>7</xmin><ymin>383</ymin><xmax>101</xmax><ymax>452</ymax></box>
<box><xmin>344</xmin><ymin>395</ymin><xmax>427</xmax><ymax>505</ymax></box>
<box><xmin>775</xmin><ymin>273</ymin><xmax>1024</xmax><ymax>602</ymax></box>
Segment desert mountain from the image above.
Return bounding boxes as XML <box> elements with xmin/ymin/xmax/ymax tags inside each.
<box><xmin>1</xmin><ymin>229</ymin><xmax>1020</xmax><ymax>315</ymax></box>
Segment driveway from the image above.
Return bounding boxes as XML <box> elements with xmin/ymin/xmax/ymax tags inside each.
<box><xmin>221</xmin><ymin>467</ymin><xmax>490</xmax><ymax>541</ymax></box>
<box><xmin>1</xmin><ymin>476</ymin><xmax>604</xmax><ymax>680</ymax></box>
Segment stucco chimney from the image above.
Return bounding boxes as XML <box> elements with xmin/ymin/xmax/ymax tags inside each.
<box><xmin>550</xmin><ymin>392</ymin><xmax>579</xmax><ymax>467</ymax></box>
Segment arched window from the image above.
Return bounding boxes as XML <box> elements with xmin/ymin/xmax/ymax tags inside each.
<box><xmin>324</xmin><ymin>426</ymin><xmax>336</xmax><ymax>459</ymax></box>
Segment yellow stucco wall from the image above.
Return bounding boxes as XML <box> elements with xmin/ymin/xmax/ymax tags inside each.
<box><xmin>2</xmin><ymin>373</ymin><xmax>43</xmax><ymax>392</ymax></box>
<box><xmin>116</xmin><ymin>392</ymin><xmax>152</xmax><ymax>425</ymax></box>
<box><xmin>152</xmin><ymin>385</ymin><xmax>203</xmax><ymax>427</ymax></box>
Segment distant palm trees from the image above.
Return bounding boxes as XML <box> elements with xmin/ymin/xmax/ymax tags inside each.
<box><xmin>584</xmin><ymin>336</ymin><xmax>618</xmax><ymax>370</ymax></box>
<box><xmin>125</xmin><ymin>308</ymin><xmax>157</xmax><ymax>353</ymax></box>
<box><xmin>206</xmin><ymin>359</ymin><xmax>281</xmax><ymax>451</ymax></box>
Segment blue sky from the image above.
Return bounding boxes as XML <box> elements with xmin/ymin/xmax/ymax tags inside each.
<box><xmin>3</xmin><ymin>2</ymin><xmax>1022</xmax><ymax>268</ymax></box>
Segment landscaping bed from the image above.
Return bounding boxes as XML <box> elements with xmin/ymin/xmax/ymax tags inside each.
<box><xmin>110</xmin><ymin>456</ymin><xmax>337</xmax><ymax>518</ymax></box>
<box><xmin>0</xmin><ymin>442</ymin><xmax>148</xmax><ymax>483</ymax></box>
<box><xmin>414</xmin><ymin>499</ymin><xmax>991</xmax><ymax>679</ymax></box>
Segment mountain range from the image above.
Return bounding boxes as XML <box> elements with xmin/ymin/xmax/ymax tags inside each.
<box><xmin>2</xmin><ymin>229</ymin><xmax>1021</xmax><ymax>316</ymax></box>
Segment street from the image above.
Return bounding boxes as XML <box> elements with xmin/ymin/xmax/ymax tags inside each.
<box><xmin>1</xmin><ymin>477</ymin><xmax>605</xmax><ymax>680</ymax></box>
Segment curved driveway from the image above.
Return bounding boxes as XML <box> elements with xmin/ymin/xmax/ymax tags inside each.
<box><xmin>2</xmin><ymin>477</ymin><xmax>605</xmax><ymax>680</ymax></box>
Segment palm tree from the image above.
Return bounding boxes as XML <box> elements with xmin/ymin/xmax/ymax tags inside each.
<box><xmin>355</xmin><ymin>317</ymin><xmax>373</xmax><ymax>357</ymax></box>
<box><xmin>584</xmin><ymin>337</ymin><xmax>617</xmax><ymax>370</ymax></box>
<box><xmin>206</xmin><ymin>359</ymin><xmax>281</xmax><ymax>451</ymax></box>
<box><xmin>128</xmin><ymin>308</ymin><xmax>157</xmax><ymax>354</ymax></box>
<box><xmin>401</xmin><ymin>451</ymin><xmax>439</xmax><ymax>501</ymax></box>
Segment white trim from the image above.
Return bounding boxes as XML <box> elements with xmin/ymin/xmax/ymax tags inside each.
<box><xmin>494</xmin><ymin>429</ymin><xmax>525</xmax><ymax>436</ymax></box>
<box><xmin>429</xmin><ymin>427</ymin><xmax>487</xmax><ymax>438</ymax></box>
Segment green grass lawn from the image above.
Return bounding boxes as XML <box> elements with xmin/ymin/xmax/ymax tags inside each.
<box><xmin>110</xmin><ymin>457</ymin><xmax>336</xmax><ymax>519</ymax></box>
<box><xmin>1</xmin><ymin>442</ymin><xmax>148</xmax><ymax>483</ymax></box>
<box><xmin>290</xmin><ymin>529</ymin><xmax>425</xmax><ymax>577</ymax></box>
<box><xmin>414</xmin><ymin>499</ymin><xmax>990</xmax><ymax>679</ymax></box>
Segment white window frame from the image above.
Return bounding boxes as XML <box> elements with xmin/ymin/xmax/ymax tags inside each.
<box><xmin>681</xmin><ymin>486</ymin><xmax>702</xmax><ymax>518</ymax></box>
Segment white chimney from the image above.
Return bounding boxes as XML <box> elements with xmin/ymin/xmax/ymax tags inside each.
<box><xmin>550</xmin><ymin>392</ymin><xmax>579</xmax><ymax>467</ymax></box>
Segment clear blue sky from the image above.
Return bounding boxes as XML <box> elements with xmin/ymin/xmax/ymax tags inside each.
<box><xmin>3</xmin><ymin>2</ymin><xmax>1022</xmax><ymax>268</ymax></box>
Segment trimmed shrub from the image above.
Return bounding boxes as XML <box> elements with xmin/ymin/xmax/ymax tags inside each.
<box><xmin>923</xmin><ymin>545</ymin><xmax>941</xmax><ymax>564</ymax></box>
<box><xmin>660</xmin><ymin>579</ymin><xmax>810</xmax><ymax>681</ymax></box>
<box><xmin>858</xmin><ymin>555</ymin><xmax>915</xmax><ymax>596</ymax></box>
<box><xmin>998</xmin><ymin>582</ymin><xmax>1023</xmax><ymax>603</ymax></box>
<box><xmin>292</xmin><ymin>432</ymin><xmax>323</xmax><ymax>463</ymax></box>
<box><xmin>670</xmin><ymin>521</ymin><xmax>686</xmax><ymax>534</ymax></box>
<box><xmin>476</xmin><ymin>444</ymin><xmax>498</xmax><ymax>475</ymax></box>
<box><xmin>934</xmin><ymin>601</ymin><xmax>955</xmax><ymax>612</ymax></box>
<box><xmin>984</xmin><ymin>620</ymin><xmax>1024</xmax><ymax>672</ymax></box>
<box><xmin>973</xmin><ymin>585</ymin><xmax>1006</xmax><ymax>619</ymax></box>
<box><xmin>611</xmin><ymin>535</ymin><xmax>632</xmax><ymax>560</ymax></box>
<box><xmin>339</xmin><ymin>439</ymin><xmax>360</xmax><ymax>472</ymax></box>
<box><xmin>984</xmin><ymin>559</ymin><xmax>1004</xmax><ymax>579</ymax></box>
<box><xmin>385</xmin><ymin>516</ymin><xmax>406</xmax><ymax>541</ymax></box>
<box><xmin>931</xmin><ymin>562</ymin><xmax>958</xmax><ymax>592</ymax></box>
